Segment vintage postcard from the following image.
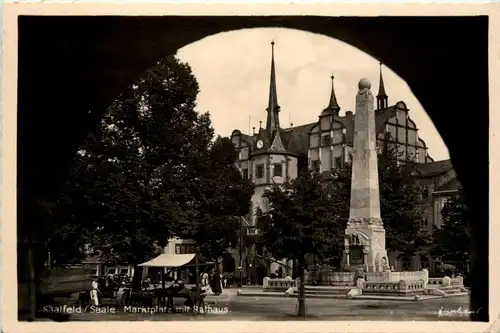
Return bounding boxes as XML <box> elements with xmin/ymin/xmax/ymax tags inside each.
<box><xmin>1</xmin><ymin>2</ymin><xmax>499</xmax><ymax>333</ymax></box>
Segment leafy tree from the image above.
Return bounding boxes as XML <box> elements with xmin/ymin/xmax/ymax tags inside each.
<box><xmin>173</xmin><ymin>136</ymin><xmax>254</xmax><ymax>293</ymax></box>
<box><xmin>377</xmin><ymin>141</ymin><xmax>431</xmax><ymax>257</ymax></box>
<box><xmin>259</xmin><ymin>170</ymin><xmax>344</xmax><ymax>317</ymax></box>
<box><xmin>51</xmin><ymin>54</ymin><xmax>215</xmax><ymax>290</ymax></box>
<box><xmin>431</xmin><ymin>192</ymin><xmax>471</xmax><ymax>271</ymax></box>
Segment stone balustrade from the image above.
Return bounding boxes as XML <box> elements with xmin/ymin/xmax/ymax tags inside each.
<box><xmin>263</xmin><ymin>277</ymin><xmax>297</xmax><ymax>292</ymax></box>
<box><xmin>428</xmin><ymin>278</ymin><xmax>444</xmax><ymax>286</ymax></box>
<box><xmin>450</xmin><ymin>276</ymin><xmax>464</xmax><ymax>286</ymax></box>
<box><xmin>427</xmin><ymin>276</ymin><xmax>464</xmax><ymax>287</ymax></box>
<box><xmin>304</xmin><ymin>271</ymin><xmax>355</xmax><ymax>286</ymax></box>
<box><xmin>362</xmin><ymin>279</ymin><xmax>425</xmax><ymax>296</ymax></box>
<box><xmin>300</xmin><ymin>269</ymin><xmax>429</xmax><ymax>287</ymax></box>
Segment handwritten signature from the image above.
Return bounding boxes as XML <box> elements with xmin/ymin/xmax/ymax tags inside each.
<box><xmin>437</xmin><ymin>307</ymin><xmax>481</xmax><ymax>317</ymax></box>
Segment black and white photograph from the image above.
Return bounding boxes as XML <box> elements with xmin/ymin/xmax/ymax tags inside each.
<box><xmin>2</xmin><ymin>3</ymin><xmax>497</xmax><ymax>332</ymax></box>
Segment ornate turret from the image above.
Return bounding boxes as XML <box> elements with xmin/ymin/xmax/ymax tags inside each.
<box><xmin>266</xmin><ymin>41</ymin><xmax>280</xmax><ymax>139</ymax></box>
<box><xmin>377</xmin><ymin>63</ymin><xmax>389</xmax><ymax>110</ymax></box>
<box><xmin>322</xmin><ymin>74</ymin><xmax>341</xmax><ymax>116</ymax></box>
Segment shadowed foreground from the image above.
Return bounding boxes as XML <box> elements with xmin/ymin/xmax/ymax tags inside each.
<box><xmin>33</xmin><ymin>291</ymin><xmax>472</xmax><ymax>321</ymax></box>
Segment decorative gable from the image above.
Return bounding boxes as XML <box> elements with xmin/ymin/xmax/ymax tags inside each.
<box><xmin>268</xmin><ymin>131</ymin><xmax>287</xmax><ymax>153</ymax></box>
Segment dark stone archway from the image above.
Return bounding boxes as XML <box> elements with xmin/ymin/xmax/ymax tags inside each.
<box><xmin>17</xmin><ymin>16</ymin><xmax>488</xmax><ymax>321</ymax></box>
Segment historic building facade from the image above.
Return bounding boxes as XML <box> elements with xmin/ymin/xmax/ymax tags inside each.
<box><xmin>406</xmin><ymin>159</ymin><xmax>463</xmax><ymax>274</ymax></box>
<box><xmin>230</xmin><ymin>42</ymin><xmax>458</xmax><ymax>279</ymax></box>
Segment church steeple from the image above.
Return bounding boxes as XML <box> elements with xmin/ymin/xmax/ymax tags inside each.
<box><xmin>377</xmin><ymin>62</ymin><xmax>389</xmax><ymax>109</ymax></box>
<box><xmin>266</xmin><ymin>41</ymin><xmax>280</xmax><ymax>137</ymax></box>
<box><xmin>327</xmin><ymin>74</ymin><xmax>341</xmax><ymax>114</ymax></box>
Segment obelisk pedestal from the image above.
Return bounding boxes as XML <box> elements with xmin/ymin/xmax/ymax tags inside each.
<box><xmin>344</xmin><ymin>78</ymin><xmax>389</xmax><ymax>273</ymax></box>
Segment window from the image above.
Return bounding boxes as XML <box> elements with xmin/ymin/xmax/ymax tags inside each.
<box><xmin>273</xmin><ymin>163</ymin><xmax>282</xmax><ymax>177</ymax></box>
<box><xmin>334</xmin><ymin>156</ymin><xmax>342</xmax><ymax>168</ymax></box>
<box><xmin>241</xmin><ymin>168</ymin><xmax>248</xmax><ymax>179</ymax></box>
<box><xmin>120</xmin><ymin>268</ymin><xmax>129</xmax><ymax>275</ymax></box>
<box><xmin>312</xmin><ymin>160</ymin><xmax>320</xmax><ymax>171</ymax></box>
<box><xmin>90</xmin><ymin>269</ymin><xmax>97</xmax><ymax>276</ymax></box>
<box><xmin>256</xmin><ymin>164</ymin><xmax>264</xmax><ymax>179</ymax></box>
<box><xmin>107</xmin><ymin>268</ymin><xmax>116</xmax><ymax>274</ymax></box>
<box><xmin>176</xmin><ymin>243</ymin><xmax>195</xmax><ymax>254</ymax></box>
<box><xmin>322</xmin><ymin>134</ymin><xmax>331</xmax><ymax>146</ymax></box>
<box><xmin>422</xmin><ymin>187</ymin><xmax>429</xmax><ymax>199</ymax></box>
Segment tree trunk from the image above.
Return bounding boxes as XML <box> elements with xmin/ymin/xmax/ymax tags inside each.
<box><xmin>292</xmin><ymin>256</ymin><xmax>297</xmax><ymax>279</ymax></box>
<box><xmin>18</xmin><ymin>239</ymin><xmax>49</xmax><ymax>321</ymax></box>
<box><xmin>297</xmin><ymin>256</ymin><xmax>306</xmax><ymax>317</ymax></box>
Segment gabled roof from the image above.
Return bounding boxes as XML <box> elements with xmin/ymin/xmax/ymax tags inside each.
<box><xmin>411</xmin><ymin>159</ymin><xmax>453</xmax><ymax>177</ymax></box>
<box><xmin>435</xmin><ymin>178</ymin><xmax>461</xmax><ymax>192</ymax></box>
<box><xmin>232</xmin><ymin>103</ymin><xmax>430</xmax><ymax>159</ymax></box>
<box><xmin>282</xmin><ymin>123</ymin><xmax>316</xmax><ymax>156</ymax></box>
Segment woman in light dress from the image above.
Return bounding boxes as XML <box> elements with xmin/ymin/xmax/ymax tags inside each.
<box><xmin>90</xmin><ymin>277</ymin><xmax>100</xmax><ymax>306</ymax></box>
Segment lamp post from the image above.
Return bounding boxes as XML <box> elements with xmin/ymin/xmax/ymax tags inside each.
<box><xmin>239</xmin><ymin>216</ymin><xmax>243</xmax><ymax>287</ymax></box>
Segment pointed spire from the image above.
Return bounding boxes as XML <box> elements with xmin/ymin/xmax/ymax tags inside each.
<box><xmin>327</xmin><ymin>74</ymin><xmax>341</xmax><ymax>113</ymax></box>
<box><xmin>321</xmin><ymin>74</ymin><xmax>340</xmax><ymax>117</ymax></box>
<box><xmin>377</xmin><ymin>63</ymin><xmax>387</xmax><ymax>97</ymax></box>
<box><xmin>266</xmin><ymin>40</ymin><xmax>280</xmax><ymax>137</ymax></box>
<box><xmin>377</xmin><ymin>62</ymin><xmax>389</xmax><ymax>109</ymax></box>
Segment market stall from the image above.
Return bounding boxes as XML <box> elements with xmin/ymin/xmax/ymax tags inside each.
<box><xmin>138</xmin><ymin>253</ymin><xmax>211</xmax><ymax>314</ymax></box>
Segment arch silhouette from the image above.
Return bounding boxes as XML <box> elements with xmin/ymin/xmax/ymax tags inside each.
<box><xmin>16</xmin><ymin>15</ymin><xmax>488</xmax><ymax>321</ymax></box>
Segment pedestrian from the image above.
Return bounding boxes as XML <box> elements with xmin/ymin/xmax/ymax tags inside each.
<box><xmin>211</xmin><ymin>272</ymin><xmax>222</xmax><ymax>295</ymax></box>
<box><xmin>354</xmin><ymin>265</ymin><xmax>364</xmax><ymax>286</ymax></box>
<box><xmin>90</xmin><ymin>277</ymin><xmax>100</xmax><ymax>306</ymax></box>
<box><xmin>277</xmin><ymin>266</ymin><xmax>284</xmax><ymax>279</ymax></box>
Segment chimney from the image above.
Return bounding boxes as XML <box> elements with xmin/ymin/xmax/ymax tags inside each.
<box><xmin>345</xmin><ymin>111</ymin><xmax>354</xmax><ymax>118</ymax></box>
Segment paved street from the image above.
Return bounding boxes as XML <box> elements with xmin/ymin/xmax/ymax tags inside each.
<box><xmin>58</xmin><ymin>289</ymin><xmax>472</xmax><ymax>321</ymax></box>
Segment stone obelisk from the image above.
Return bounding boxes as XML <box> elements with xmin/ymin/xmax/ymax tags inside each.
<box><xmin>344</xmin><ymin>78</ymin><xmax>389</xmax><ymax>273</ymax></box>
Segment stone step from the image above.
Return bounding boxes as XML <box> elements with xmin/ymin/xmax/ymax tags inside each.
<box><xmin>444</xmin><ymin>290</ymin><xmax>465</xmax><ymax>295</ymax></box>
<box><xmin>289</xmin><ymin>293</ymin><xmax>348</xmax><ymax>299</ymax></box>
<box><xmin>303</xmin><ymin>286</ymin><xmax>353</xmax><ymax>292</ymax></box>
<box><xmin>293</xmin><ymin>286</ymin><xmax>352</xmax><ymax>297</ymax></box>
<box><xmin>237</xmin><ymin>290</ymin><xmax>287</xmax><ymax>298</ymax></box>
<box><xmin>444</xmin><ymin>292</ymin><xmax>469</xmax><ymax>298</ymax></box>
<box><xmin>441</xmin><ymin>285</ymin><xmax>463</xmax><ymax>289</ymax></box>
<box><xmin>295</xmin><ymin>290</ymin><xmax>350</xmax><ymax>296</ymax></box>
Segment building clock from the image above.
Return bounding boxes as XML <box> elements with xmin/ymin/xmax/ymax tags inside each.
<box><xmin>256</xmin><ymin>140</ymin><xmax>264</xmax><ymax>149</ymax></box>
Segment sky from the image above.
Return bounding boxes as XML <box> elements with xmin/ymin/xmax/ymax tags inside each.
<box><xmin>177</xmin><ymin>28</ymin><xmax>449</xmax><ymax>161</ymax></box>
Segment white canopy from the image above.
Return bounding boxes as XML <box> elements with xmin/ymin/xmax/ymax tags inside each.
<box><xmin>138</xmin><ymin>253</ymin><xmax>196</xmax><ymax>268</ymax></box>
